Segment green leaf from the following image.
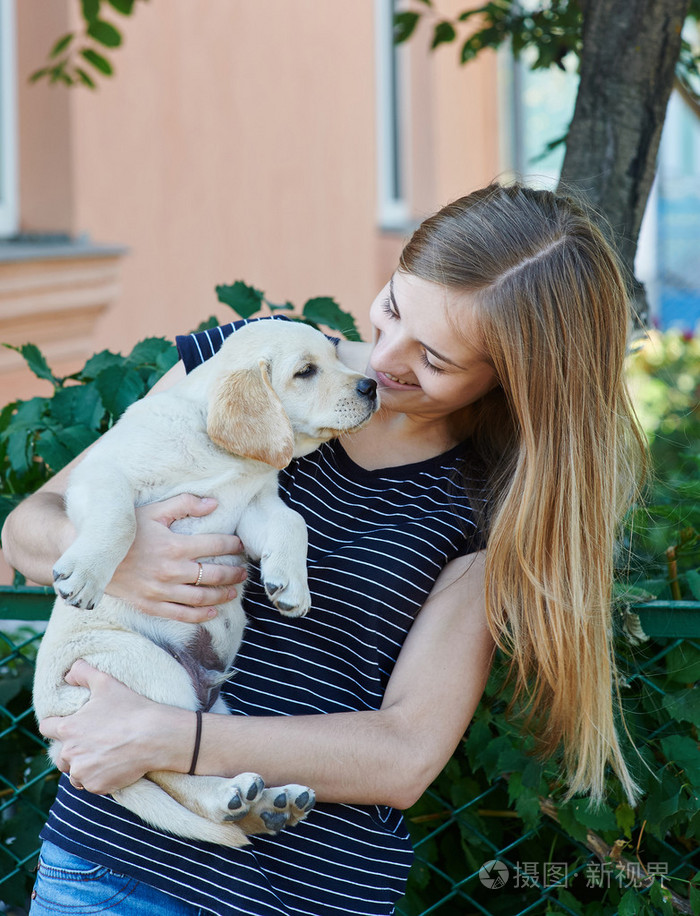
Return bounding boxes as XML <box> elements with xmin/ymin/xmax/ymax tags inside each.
<box><xmin>618</xmin><ymin>888</ymin><xmax>640</xmax><ymax>916</ymax></box>
<box><xmin>394</xmin><ymin>11</ymin><xmax>421</xmax><ymax>44</ymax></box>
<box><xmin>567</xmin><ymin>798</ymin><xmax>617</xmax><ymax>832</ymax></box>
<box><xmin>126</xmin><ymin>337</ymin><xmax>177</xmax><ymax>369</ymax></box>
<box><xmin>689</xmin><ymin>877</ymin><xmax>700</xmax><ymax>915</ymax></box>
<box><xmin>192</xmin><ymin>316</ymin><xmax>220</xmax><ymax>333</ymax></box>
<box><xmin>666</xmin><ymin>642</ymin><xmax>700</xmax><ymax>683</ymax></box>
<box><xmin>81</xmin><ymin>0</ymin><xmax>101</xmax><ymax>23</ymax></box>
<box><xmin>35</xmin><ymin>425</ymin><xmax>98</xmax><ymax>473</ymax></box>
<box><xmin>302</xmin><ymin>297</ymin><xmax>362</xmax><ymax>340</ymax></box>
<box><xmin>660</xmin><ymin>735</ymin><xmax>700</xmax><ymax>785</ymax></box>
<box><xmin>77</xmin><ymin>349</ymin><xmax>128</xmax><ymax>380</ymax></box>
<box><xmin>662</xmin><ymin>687</ymin><xmax>700</xmax><ymax>727</ymax></box>
<box><xmin>615</xmin><ymin>801</ymin><xmax>637</xmax><ymax>838</ymax></box>
<box><xmin>75</xmin><ymin>67</ymin><xmax>97</xmax><ymax>89</ymax></box>
<box><xmin>649</xmin><ymin>877</ymin><xmax>674</xmax><ymax>916</ymax></box>
<box><xmin>267</xmin><ymin>300</ymin><xmax>296</xmax><ymax>313</ymax></box>
<box><xmin>87</xmin><ymin>19</ymin><xmax>122</xmax><ymax>48</ymax></box>
<box><xmin>686</xmin><ymin>569</ymin><xmax>700</xmax><ymax>599</ymax></box>
<box><xmin>556</xmin><ymin>800</ymin><xmax>590</xmax><ymax>844</ymax></box>
<box><xmin>5</xmin><ymin>428</ymin><xmax>32</xmax><ymax>474</ymax></box>
<box><xmin>215</xmin><ymin>281</ymin><xmax>265</xmax><ymax>320</ymax></box>
<box><xmin>28</xmin><ymin>67</ymin><xmax>51</xmax><ymax>83</ymax></box>
<box><xmin>106</xmin><ymin>0</ymin><xmax>136</xmax><ymax>13</ymax></box>
<box><xmin>431</xmin><ymin>21</ymin><xmax>457</xmax><ymax>49</ymax></box>
<box><xmin>49</xmin><ymin>385</ymin><xmax>105</xmax><ymax>432</ymax></box>
<box><xmin>81</xmin><ymin>47</ymin><xmax>114</xmax><ymax>76</ymax></box>
<box><xmin>49</xmin><ymin>33</ymin><xmax>74</xmax><ymax>58</ymax></box>
<box><xmin>3</xmin><ymin>343</ymin><xmax>60</xmax><ymax>386</ymax></box>
<box><xmin>95</xmin><ymin>366</ymin><xmax>146</xmax><ymax>420</ymax></box>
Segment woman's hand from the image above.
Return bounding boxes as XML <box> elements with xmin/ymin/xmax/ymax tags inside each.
<box><xmin>39</xmin><ymin>661</ymin><xmax>191</xmax><ymax>795</ymax></box>
<box><xmin>104</xmin><ymin>493</ymin><xmax>248</xmax><ymax>623</ymax></box>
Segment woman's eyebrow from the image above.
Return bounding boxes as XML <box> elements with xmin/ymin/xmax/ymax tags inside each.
<box><xmin>389</xmin><ymin>276</ymin><xmax>467</xmax><ymax>369</ymax></box>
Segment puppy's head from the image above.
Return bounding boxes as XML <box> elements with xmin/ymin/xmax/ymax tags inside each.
<box><xmin>206</xmin><ymin>321</ymin><xmax>378</xmax><ymax>468</ymax></box>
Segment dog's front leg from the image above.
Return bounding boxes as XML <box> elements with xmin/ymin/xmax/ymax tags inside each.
<box><xmin>237</xmin><ymin>488</ymin><xmax>311</xmax><ymax>618</ymax></box>
<box><xmin>52</xmin><ymin>461</ymin><xmax>138</xmax><ymax>610</ymax></box>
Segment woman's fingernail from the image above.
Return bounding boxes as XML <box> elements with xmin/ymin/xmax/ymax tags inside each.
<box><xmin>206</xmin><ymin>608</ymin><xmax>218</xmax><ymax>618</ymax></box>
<box><xmin>227</xmin><ymin>589</ymin><xmax>238</xmax><ymax>600</ymax></box>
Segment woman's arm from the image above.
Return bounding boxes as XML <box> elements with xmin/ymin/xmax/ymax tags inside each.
<box><xmin>0</xmin><ymin>361</ymin><xmax>247</xmax><ymax>623</ymax></box>
<box><xmin>40</xmin><ymin>550</ymin><xmax>494</xmax><ymax>809</ymax></box>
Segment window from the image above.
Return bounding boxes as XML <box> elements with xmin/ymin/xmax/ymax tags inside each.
<box><xmin>374</xmin><ymin>0</ymin><xmax>409</xmax><ymax>229</ymax></box>
<box><xmin>0</xmin><ymin>0</ymin><xmax>18</xmax><ymax>237</ymax></box>
<box><xmin>507</xmin><ymin>44</ymin><xmax>700</xmax><ymax>330</ymax></box>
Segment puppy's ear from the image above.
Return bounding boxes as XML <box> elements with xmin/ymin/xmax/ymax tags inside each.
<box><xmin>207</xmin><ymin>360</ymin><xmax>294</xmax><ymax>469</ymax></box>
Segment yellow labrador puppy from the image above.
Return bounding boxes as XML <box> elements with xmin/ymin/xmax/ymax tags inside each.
<box><xmin>33</xmin><ymin>319</ymin><xmax>379</xmax><ymax>848</ymax></box>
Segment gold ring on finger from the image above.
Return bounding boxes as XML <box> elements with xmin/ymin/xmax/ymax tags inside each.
<box><xmin>194</xmin><ymin>562</ymin><xmax>204</xmax><ymax>587</ymax></box>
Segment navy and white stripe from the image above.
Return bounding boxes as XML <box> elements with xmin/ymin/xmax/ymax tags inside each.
<box><xmin>40</xmin><ymin>318</ymin><xmax>487</xmax><ymax>916</ymax></box>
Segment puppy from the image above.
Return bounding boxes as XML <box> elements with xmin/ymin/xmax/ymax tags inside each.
<box><xmin>33</xmin><ymin>320</ymin><xmax>378</xmax><ymax>848</ymax></box>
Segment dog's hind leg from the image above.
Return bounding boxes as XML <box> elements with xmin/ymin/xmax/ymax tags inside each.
<box><xmin>145</xmin><ymin>770</ymin><xmax>316</xmax><ymax>838</ymax></box>
<box><xmin>112</xmin><ymin>778</ymin><xmax>251</xmax><ymax>848</ymax></box>
<box><xmin>52</xmin><ymin>462</ymin><xmax>138</xmax><ymax>610</ymax></box>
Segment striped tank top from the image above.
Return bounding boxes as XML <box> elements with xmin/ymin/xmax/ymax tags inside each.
<box><xmin>40</xmin><ymin>318</ymin><xmax>486</xmax><ymax>915</ymax></box>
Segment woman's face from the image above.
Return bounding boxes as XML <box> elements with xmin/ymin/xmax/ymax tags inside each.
<box><xmin>367</xmin><ymin>272</ymin><xmax>499</xmax><ymax>421</ymax></box>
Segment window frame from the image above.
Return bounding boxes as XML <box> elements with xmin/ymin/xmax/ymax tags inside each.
<box><xmin>0</xmin><ymin>0</ymin><xmax>18</xmax><ymax>237</ymax></box>
<box><xmin>374</xmin><ymin>0</ymin><xmax>410</xmax><ymax>230</ymax></box>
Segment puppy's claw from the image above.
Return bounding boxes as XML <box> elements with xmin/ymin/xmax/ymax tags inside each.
<box><xmin>264</xmin><ymin>581</ymin><xmax>284</xmax><ymax>600</ymax></box>
<box><xmin>227</xmin><ymin>793</ymin><xmax>243</xmax><ymax>811</ymax></box>
<box><xmin>246</xmin><ymin>775</ymin><xmax>264</xmax><ymax>801</ymax></box>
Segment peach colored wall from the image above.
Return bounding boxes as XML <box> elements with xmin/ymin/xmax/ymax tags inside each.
<box><xmin>69</xmin><ymin>1</ymin><xmax>380</xmax><ymax>348</ymax></box>
<box><xmin>7</xmin><ymin>0</ymin><xmax>500</xmax><ymax>394</ymax></box>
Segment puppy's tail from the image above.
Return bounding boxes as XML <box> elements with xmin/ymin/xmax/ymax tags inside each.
<box><xmin>112</xmin><ymin>779</ymin><xmax>249</xmax><ymax>848</ymax></box>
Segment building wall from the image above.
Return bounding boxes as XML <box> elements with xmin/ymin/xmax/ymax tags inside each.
<box><xmin>2</xmin><ymin>0</ymin><xmax>500</xmax><ymax>404</ymax></box>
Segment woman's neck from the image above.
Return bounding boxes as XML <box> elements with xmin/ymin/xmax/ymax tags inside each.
<box><xmin>339</xmin><ymin>409</ymin><xmax>468</xmax><ymax>472</ymax></box>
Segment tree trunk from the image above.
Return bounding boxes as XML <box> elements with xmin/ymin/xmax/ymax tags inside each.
<box><xmin>559</xmin><ymin>0</ymin><xmax>691</xmax><ymax>319</ymax></box>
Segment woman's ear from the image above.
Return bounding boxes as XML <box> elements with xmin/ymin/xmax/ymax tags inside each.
<box><xmin>207</xmin><ymin>360</ymin><xmax>294</xmax><ymax>469</ymax></box>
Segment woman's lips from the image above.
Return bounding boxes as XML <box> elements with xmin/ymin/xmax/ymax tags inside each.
<box><xmin>375</xmin><ymin>370</ymin><xmax>421</xmax><ymax>390</ymax></box>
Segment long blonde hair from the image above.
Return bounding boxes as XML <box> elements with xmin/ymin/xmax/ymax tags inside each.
<box><xmin>400</xmin><ymin>183</ymin><xmax>647</xmax><ymax>803</ymax></box>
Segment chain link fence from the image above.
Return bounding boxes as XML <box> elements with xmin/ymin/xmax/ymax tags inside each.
<box><xmin>1</xmin><ymin>590</ymin><xmax>698</xmax><ymax>916</ymax></box>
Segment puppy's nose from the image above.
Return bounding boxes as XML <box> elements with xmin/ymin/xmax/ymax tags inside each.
<box><xmin>356</xmin><ymin>377</ymin><xmax>377</xmax><ymax>401</ymax></box>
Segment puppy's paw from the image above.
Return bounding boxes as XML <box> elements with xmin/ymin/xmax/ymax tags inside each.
<box><xmin>260</xmin><ymin>558</ymin><xmax>311</xmax><ymax>618</ymax></box>
<box><xmin>236</xmin><ymin>783</ymin><xmax>315</xmax><ymax>836</ymax></box>
<box><xmin>52</xmin><ymin>549</ymin><xmax>110</xmax><ymax>610</ymax></box>
<box><xmin>220</xmin><ymin>773</ymin><xmax>265</xmax><ymax>821</ymax></box>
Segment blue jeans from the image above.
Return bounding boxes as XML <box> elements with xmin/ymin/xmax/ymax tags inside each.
<box><xmin>30</xmin><ymin>841</ymin><xmax>206</xmax><ymax>915</ymax></box>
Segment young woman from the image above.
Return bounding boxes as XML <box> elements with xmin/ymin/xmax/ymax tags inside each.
<box><xmin>2</xmin><ymin>182</ymin><xmax>645</xmax><ymax>916</ymax></box>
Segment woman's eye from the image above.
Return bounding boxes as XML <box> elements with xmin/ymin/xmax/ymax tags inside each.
<box><xmin>420</xmin><ymin>351</ymin><xmax>443</xmax><ymax>374</ymax></box>
<box><xmin>381</xmin><ymin>297</ymin><xmax>398</xmax><ymax>320</ymax></box>
<box><xmin>294</xmin><ymin>365</ymin><xmax>317</xmax><ymax>379</ymax></box>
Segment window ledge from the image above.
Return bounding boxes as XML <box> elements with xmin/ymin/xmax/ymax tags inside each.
<box><xmin>0</xmin><ymin>234</ymin><xmax>127</xmax><ymax>378</ymax></box>
<box><xmin>0</xmin><ymin>233</ymin><xmax>126</xmax><ymax>263</ymax></box>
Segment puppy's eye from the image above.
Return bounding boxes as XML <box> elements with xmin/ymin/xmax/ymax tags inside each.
<box><xmin>294</xmin><ymin>364</ymin><xmax>317</xmax><ymax>379</ymax></box>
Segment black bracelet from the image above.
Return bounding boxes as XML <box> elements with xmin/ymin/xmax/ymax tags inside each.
<box><xmin>188</xmin><ymin>709</ymin><xmax>203</xmax><ymax>776</ymax></box>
